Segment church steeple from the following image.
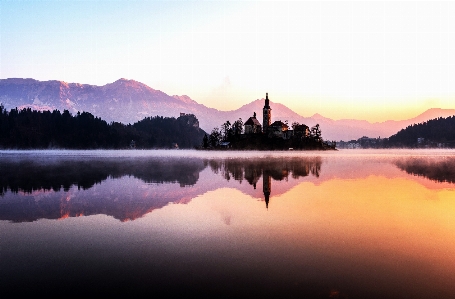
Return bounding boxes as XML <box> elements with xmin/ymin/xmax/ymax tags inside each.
<box><xmin>264</xmin><ymin>92</ymin><xmax>270</xmax><ymax>108</ymax></box>
<box><xmin>263</xmin><ymin>92</ymin><xmax>272</xmax><ymax>132</ymax></box>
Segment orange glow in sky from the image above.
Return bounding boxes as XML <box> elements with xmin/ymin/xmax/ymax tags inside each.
<box><xmin>2</xmin><ymin>2</ymin><xmax>455</xmax><ymax>121</ymax></box>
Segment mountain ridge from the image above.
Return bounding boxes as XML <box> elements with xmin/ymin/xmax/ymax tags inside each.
<box><xmin>1</xmin><ymin>78</ymin><xmax>454</xmax><ymax>141</ymax></box>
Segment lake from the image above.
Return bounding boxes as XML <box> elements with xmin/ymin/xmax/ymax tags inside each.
<box><xmin>1</xmin><ymin>149</ymin><xmax>455</xmax><ymax>298</ymax></box>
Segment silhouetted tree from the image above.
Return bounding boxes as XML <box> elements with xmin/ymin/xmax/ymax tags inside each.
<box><xmin>0</xmin><ymin>107</ymin><xmax>205</xmax><ymax>149</ymax></box>
<box><xmin>232</xmin><ymin>118</ymin><xmax>243</xmax><ymax>135</ymax></box>
<box><xmin>209</xmin><ymin>128</ymin><xmax>222</xmax><ymax>148</ymax></box>
<box><xmin>221</xmin><ymin>121</ymin><xmax>231</xmax><ymax>141</ymax></box>
<box><xmin>310</xmin><ymin>124</ymin><xmax>322</xmax><ymax>142</ymax></box>
<box><xmin>202</xmin><ymin>134</ymin><xmax>209</xmax><ymax>148</ymax></box>
<box><xmin>291</xmin><ymin>122</ymin><xmax>299</xmax><ymax>131</ymax></box>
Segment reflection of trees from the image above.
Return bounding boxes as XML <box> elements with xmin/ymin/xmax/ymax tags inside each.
<box><xmin>209</xmin><ymin>157</ymin><xmax>322</xmax><ymax>186</ymax></box>
<box><xmin>395</xmin><ymin>157</ymin><xmax>455</xmax><ymax>184</ymax></box>
<box><xmin>0</xmin><ymin>157</ymin><xmax>207</xmax><ymax>223</ymax></box>
<box><xmin>0</xmin><ymin>156</ymin><xmax>322</xmax><ymax>222</ymax></box>
<box><xmin>0</xmin><ymin>158</ymin><xmax>207</xmax><ymax>195</ymax></box>
<box><xmin>210</xmin><ymin>157</ymin><xmax>323</xmax><ymax>209</ymax></box>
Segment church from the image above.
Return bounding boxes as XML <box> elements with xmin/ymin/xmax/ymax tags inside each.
<box><xmin>244</xmin><ymin>93</ymin><xmax>292</xmax><ymax>139</ymax></box>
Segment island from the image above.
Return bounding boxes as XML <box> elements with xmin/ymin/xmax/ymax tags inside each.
<box><xmin>201</xmin><ymin>93</ymin><xmax>336</xmax><ymax>150</ymax></box>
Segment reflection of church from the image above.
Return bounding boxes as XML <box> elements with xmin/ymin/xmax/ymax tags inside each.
<box><xmin>212</xmin><ymin>157</ymin><xmax>322</xmax><ymax>210</ymax></box>
<box><xmin>244</xmin><ymin>168</ymin><xmax>271</xmax><ymax>209</ymax></box>
<box><xmin>244</xmin><ymin>169</ymin><xmax>272</xmax><ymax>209</ymax></box>
<box><xmin>263</xmin><ymin>172</ymin><xmax>271</xmax><ymax>209</ymax></box>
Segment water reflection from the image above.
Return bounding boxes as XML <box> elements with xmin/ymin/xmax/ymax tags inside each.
<box><xmin>0</xmin><ymin>156</ymin><xmax>322</xmax><ymax>222</ymax></box>
<box><xmin>0</xmin><ymin>157</ymin><xmax>207</xmax><ymax>222</ymax></box>
<box><xmin>395</xmin><ymin>157</ymin><xmax>455</xmax><ymax>184</ymax></box>
<box><xmin>209</xmin><ymin>157</ymin><xmax>322</xmax><ymax>209</ymax></box>
<box><xmin>0</xmin><ymin>157</ymin><xmax>206</xmax><ymax>194</ymax></box>
<box><xmin>0</xmin><ymin>156</ymin><xmax>455</xmax><ymax>222</ymax></box>
<box><xmin>2</xmin><ymin>151</ymin><xmax>455</xmax><ymax>298</ymax></box>
<box><xmin>2</xmin><ymin>154</ymin><xmax>455</xmax><ymax>224</ymax></box>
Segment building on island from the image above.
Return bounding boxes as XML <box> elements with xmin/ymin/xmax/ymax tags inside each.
<box><xmin>242</xmin><ymin>92</ymin><xmax>310</xmax><ymax>140</ymax></box>
<box><xmin>269</xmin><ymin>120</ymin><xmax>291</xmax><ymax>139</ymax></box>
<box><xmin>261</xmin><ymin>93</ymin><xmax>292</xmax><ymax>139</ymax></box>
<box><xmin>244</xmin><ymin>112</ymin><xmax>262</xmax><ymax>134</ymax></box>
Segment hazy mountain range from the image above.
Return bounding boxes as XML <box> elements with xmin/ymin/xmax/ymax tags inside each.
<box><xmin>1</xmin><ymin>78</ymin><xmax>454</xmax><ymax>141</ymax></box>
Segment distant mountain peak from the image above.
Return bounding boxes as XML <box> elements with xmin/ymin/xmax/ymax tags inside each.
<box><xmin>418</xmin><ymin>107</ymin><xmax>452</xmax><ymax>115</ymax></box>
<box><xmin>412</xmin><ymin>108</ymin><xmax>455</xmax><ymax>123</ymax></box>
<box><xmin>112</xmin><ymin>78</ymin><xmax>138</xmax><ymax>85</ymax></box>
<box><xmin>311</xmin><ymin>113</ymin><xmax>325</xmax><ymax>119</ymax></box>
<box><xmin>105</xmin><ymin>78</ymin><xmax>159</xmax><ymax>93</ymax></box>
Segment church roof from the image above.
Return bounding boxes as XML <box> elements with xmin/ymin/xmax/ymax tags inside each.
<box><xmin>245</xmin><ymin>117</ymin><xmax>261</xmax><ymax>126</ymax></box>
<box><xmin>270</xmin><ymin>120</ymin><xmax>289</xmax><ymax>129</ymax></box>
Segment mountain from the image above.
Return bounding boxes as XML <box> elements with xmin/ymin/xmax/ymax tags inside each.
<box><xmin>1</xmin><ymin>78</ymin><xmax>454</xmax><ymax>141</ymax></box>
<box><xmin>0</xmin><ymin>78</ymin><xmax>216</xmax><ymax>124</ymax></box>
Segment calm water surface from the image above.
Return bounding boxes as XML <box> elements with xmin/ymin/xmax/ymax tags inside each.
<box><xmin>1</xmin><ymin>149</ymin><xmax>455</xmax><ymax>298</ymax></box>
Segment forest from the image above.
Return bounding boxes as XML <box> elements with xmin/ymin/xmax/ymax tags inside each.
<box><xmin>0</xmin><ymin>104</ymin><xmax>206</xmax><ymax>149</ymax></box>
<box><xmin>386</xmin><ymin>115</ymin><xmax>455</xmax><ymax>148</ymax></box>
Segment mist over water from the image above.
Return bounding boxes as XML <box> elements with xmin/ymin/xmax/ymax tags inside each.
<box><xmin>1</xmin><ymin>149</ymin><xmax>455</xmax><ymax>298</ymax></box>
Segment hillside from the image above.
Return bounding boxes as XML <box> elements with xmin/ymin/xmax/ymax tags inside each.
<box><xmin>0</xmin><ymin>105</ymin><xmax>206</xmax><ymax>149</ymax></box>
<box><xmin>386</xmin><ymin>115</ymin><xmax>455</xmax><ymax>147</ymax></box>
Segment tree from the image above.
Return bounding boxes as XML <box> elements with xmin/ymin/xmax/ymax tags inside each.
<box><xmin>202</xmin><ymin>134</ymin><xmax>209</xmax><ymax>148</ymax></box>
<box><xmin>221</xmin><ymin>121</ymin><xmax>231</xmax><ymax>141</ymax></box>
<box><xmin>209</xmin><ymin>127</ymin><xmax>222</xmax><ymax>147</ymax></box>
<box><xmin>310</xmin><ymin>124</ymin><xmax>322</xmax><ymax>142</ymax></box>
<box><xmin>291</xmin><ymin>122</ymin><xmax>300</xmax><ymax>131</ymax></box>
<box><xmin>0</xmin><ymin>106</ymin><xmax>206</xmax><ymax>149</ymax></box>
<box><xmin>232</xmin><ymin>118</ymin><xmax>243</xmax><ymax>135</ymax></box>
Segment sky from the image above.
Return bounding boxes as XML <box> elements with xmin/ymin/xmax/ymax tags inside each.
<box><xmin>1</xmin><ymin>0</ymin><xmax>455</xmax><ymax>122</ymax></box>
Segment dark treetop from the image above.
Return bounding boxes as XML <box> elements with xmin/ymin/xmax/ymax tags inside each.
<box><xmin>0</xmin><ymin>104</ymin><xmax>206</xmax><ymax>149</ymax></box>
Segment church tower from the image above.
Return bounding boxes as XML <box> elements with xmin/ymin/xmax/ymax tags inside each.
<box><xmin>263</xmin><ymin>93</ymin><xmax>271</xmax><ymax>132</ymax></box>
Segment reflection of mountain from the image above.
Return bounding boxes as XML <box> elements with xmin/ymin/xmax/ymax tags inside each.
<box><xmin>0</xmin><ymin>156</ymin><xmax>322</xmax><ymax>222</ymax></box>
<box><xmin>7</xmin><ymin>154</ymin><xmax>455</xmax><ymax>223</ymax></box>
<box><xmin>0</xmin><ymin>178</ymin><xmax>209</xmax><ymax>223</ymax></box>
<box><xmin>395</xmin><ymin>157</ymin><xmax>455</xmax><ymax>184</ymax></box>
<box><xmin>0</xmin><ymin>157</ymin><xmax>208</xmax><ymax>222</ymax></box>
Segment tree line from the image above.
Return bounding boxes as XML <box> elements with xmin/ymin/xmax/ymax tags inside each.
<box><xmin>202</xmin><ymin>118</ymin><xmax>334</xmax><ymax>150</ymax></box>
<box><xmin>0</xmin><ymin>104</ymin><xmax>206</xmax><ymax>149</ymax></box>
<box><xmin>203</xmin><ymin>119</ymin><xmax>244</xmax><ymax>148</ymax></box>
<box><xmin>386</xmin><ymin>115</ymin><xmax>455</xmax><ymax>148</ymax></box>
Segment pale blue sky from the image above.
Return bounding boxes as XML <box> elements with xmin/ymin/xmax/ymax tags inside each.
<box><xmin>1</xmin><ymin>1</ymin><xmax>455</xmax><ymax>121</ymax></box>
